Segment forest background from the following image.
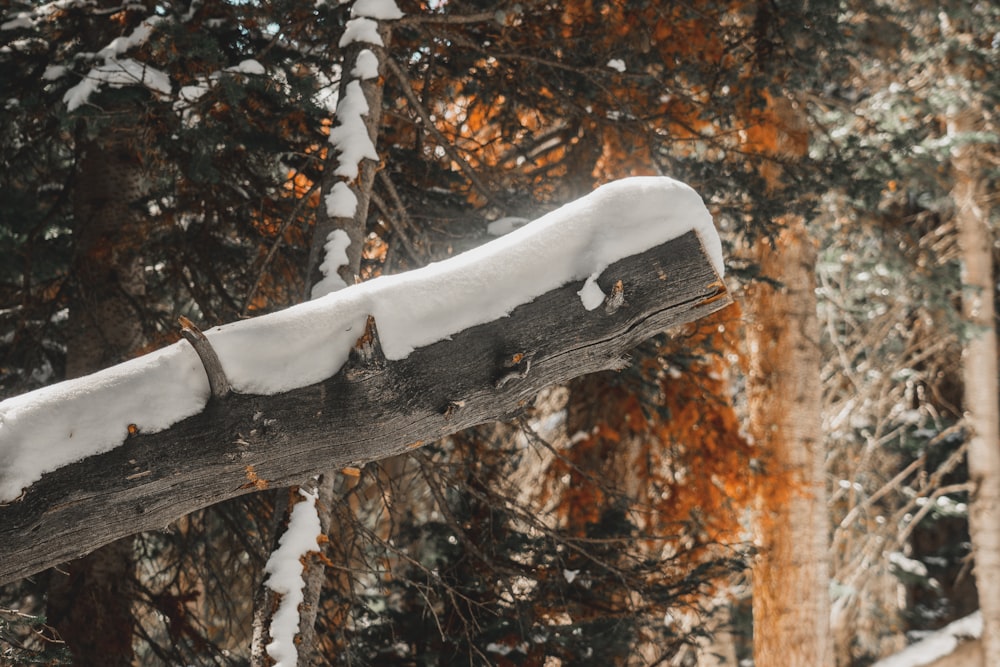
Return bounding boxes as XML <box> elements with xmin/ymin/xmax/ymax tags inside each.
<box><xmin>0</xmin><ymin>0</ymin><xmax>998</xmax><ymax>666</ymax></box>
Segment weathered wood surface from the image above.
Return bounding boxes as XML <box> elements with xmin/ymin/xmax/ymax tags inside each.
<box><xmin>0</xmin><ymin>231</ymin><xmax>729</xmax><ymax>584</ymax></box>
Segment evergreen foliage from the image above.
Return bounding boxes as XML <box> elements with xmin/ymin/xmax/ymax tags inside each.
<box><xmin>1</xmin><ymin>0</ymin><xmax>997</xmax><ymax>664</ymax></box>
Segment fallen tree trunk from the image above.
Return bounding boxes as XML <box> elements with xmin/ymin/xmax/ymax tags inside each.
<box><xmin>0</xmin><ymin>231</ymin><xmax>727</xmax><ymax>584</ymax></box>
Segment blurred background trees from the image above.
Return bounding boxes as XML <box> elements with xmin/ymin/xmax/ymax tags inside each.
<box><xmin>0</xmin><ymin>0</ymin><xmax>997</xmax><ymax>665</ymax></box>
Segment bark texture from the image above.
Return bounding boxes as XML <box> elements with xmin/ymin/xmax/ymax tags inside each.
<box><xmin>46</xmin><ymin>138</ymin><xmax>152</xmax><ymax>666</ymax></box>
<box><xmin>273</xmin><ymin>19</ymin><xmax>396</xmax><ymax>665</ymax></box>
<box><xmin>306</xmin><ymin>24</ymin><xmax>391</xmax><ymax>295</ymax></box>
<box><xmin>0</xmin><ymin>231</ymin><xmax>729</xmax><ymax>586</ymax></box>
<box><xmin>745</xmin><ymin>218</ymin><xmax>833</xmax><ymax>667</ymax></box>
<box><xmin>951</xmin><ymin>107</ymin><xmax>1000</xmax><ymax>667</ymax></box>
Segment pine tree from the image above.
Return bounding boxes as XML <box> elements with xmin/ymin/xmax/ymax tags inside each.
<box><xmin>1</xmin><ymin>1</ymin><xmax>925</xmax><ymax>665</ymax></box>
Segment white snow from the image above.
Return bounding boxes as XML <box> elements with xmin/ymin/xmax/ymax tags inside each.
<box><xmin>311</xmin><ymin>229</ymin><xmax>352</xmax><ymax>299</ymax></box>
<box><xmin>225</xmin><ymin>59</ymin><xmax>266</xmax><ymax>75</ymax></box>
<box><xmin>42</xmin><ymin>65</ymin><xmax>67</xmax><ymax>81</ymax></box>
<box><xmin>178</xmin><ymin>83</ymin><xmax>210</xmax><ymax>104</ymax></box>
<box><xmin>577</xmin><ymin>273</ymin><xmax>606</xmax><ymax>311</ymax></box>
<box><xmin>870</xmin><ymin>611</ymin><xmax>982</xmax><ymax>667</ymax></box>
<box><xmin>351</xmin><ymin>49</ymin><xmax>380</xmax><ymax>80</ymax></box>
<box><xmin>607</xmin><ymin>58</ymin><xmax>627</xmax><ymax>73</ymax></box>
<box><xmin>173</xmin><ymin>61</ymin><xmax>268</xmax><ymax>122</ymax></box>
<box><xmin>339</xmin><ymin>17</ymin><xmax>384</xmax><ymax>47</ymax></box>
<box><xmin>887</xmin><ymin>551</ymin><xmax>928</xmax><ymax>578</ymax></box>
<box><xmin>63</xmin><ymin>77</ymin><xmax>101</xmax><ymax>112</ymax></box>
<box><xmin>263</xmin><ymin>487</ymin><xmax>323</xmax><ymax>667</ymax></box>
<box><xmin>324</xmin><ymin>181</ymin><xmax>358</xmax><ymax>218</ymax></box>
<box><xmin>0</xmin><ymin>176</ymin><xmax>722</xmax><ymax>500</ymax></box>
<box><xmin>327</xmin><ymin>80</ymin><xmax>378</xmax><ymax>180</ymax></box>
<box><xmin>0</xmin><ymin>343</ymin><xmax>209</xmax><ymax>500</ymax></box>
<box><xmin>1</xmin><ymin>14</ymin><xmax>34</xmax><ymax>31</ymax></box>
<box><xmin>75</xmin><ymin>59</ymin><xmax>170</xmax><ymax>99</ymax></box>
<box><xmin>62</xmin><ymin>15</ymin><xmax>170</xmax><ymax>112</ymax></box>
<box><xmin>101</xmin><ymin>17</ymin><xmax>162</xmax><ymax>58</ymax></box>
<box><xmin>486</xmin><ymin>642</ymin><xmax>515</xmax><ymax>656</ymax></box>
<box><xmin>351</xmin><ymin>0</ymin><xmax>403</xmax><ymax>20</ymax></box>
<box><xmin>487</xmin><ymin>216</ymin><xmax>529</xmax><ymax>236</ymax></box>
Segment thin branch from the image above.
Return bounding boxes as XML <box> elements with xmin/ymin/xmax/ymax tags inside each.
<box><xmin>178</xmin><ymin>316</ymin><xmax>230</xmax><ymax>399</ymax></box>
<box><xmin>384</xmin><ymin>56</ymin><xmax>503</xmax><ymax>208</ymax></box>
<box><xmin>242</xmin><ymin>179</ymin><xmax>321</xmax><ymax>316</ymax></box>
<box><xmin>371</xmin><ymin>192</ymin><xmax>421</xmax><ymax>265</ymax></box>
<box><xmin>397</xmin><ymin>12</ymin><xmax>499</xmax><ymax>26</ymax></box>
<box><xmin>375</xmin><ymin>169</ymin><xmax>422</xmax><ymax>262</ymax></box>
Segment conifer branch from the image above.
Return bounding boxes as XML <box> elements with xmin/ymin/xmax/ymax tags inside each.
<box><xmin>384</xmin><ymin>56</ymin><xmax>503</xmax><ymax>209</ymax></box>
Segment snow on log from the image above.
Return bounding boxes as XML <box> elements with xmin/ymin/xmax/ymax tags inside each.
<box><xmin>0</xmin><ymin>176</ymin><xmax>729</xmax><ymax>584</ymax></box>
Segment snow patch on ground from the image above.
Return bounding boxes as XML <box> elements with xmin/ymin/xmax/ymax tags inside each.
<box><xmin>0</xmin><ymin>176</ymin><xmax>722</xmax><ymax>500</ymax></box>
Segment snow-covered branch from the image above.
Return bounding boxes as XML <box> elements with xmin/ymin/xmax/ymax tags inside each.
<box><xmin>0</xmin><ymin>177</ymin><xmax>727</xmax><ymax>584</ymax></box>
<box><xmin>310</xmin><ymin>0</ymin><xmax>401</xmax><ymax>298</ymax></box>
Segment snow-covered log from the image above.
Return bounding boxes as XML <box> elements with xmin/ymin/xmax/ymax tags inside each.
<box><xmin>0</xmin><ymin>177</ymin><xmax>729</xmax><ymax>584</ymax></box>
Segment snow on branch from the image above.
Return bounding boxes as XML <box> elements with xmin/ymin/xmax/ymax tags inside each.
<box><xmin>0</xmin><ymin>176</ymin><xmax>723</xmax><ymax>502</ymax></box>
<box><xmin>262</xmin><ymin>487</ymin><xmax>323</xmax><ymax>667</ymax></box>
<box><xmin>313</xmin><ymin>0</ymin><xmax>403</xmax><ymax>300</ymax></box>
<box><xmin>0</xmin><ymin>177</ymin><xmax>729</xmax><ymax>584</ymax></box>
<box><xmin>62</xmin><ymin>16</ymin><xmax>170</xmax><ymax>111</ymax></box>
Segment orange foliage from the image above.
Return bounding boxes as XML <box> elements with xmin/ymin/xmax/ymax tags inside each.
<box><xmin>412</xmin><ymin>0</ymin><xmax>793</xmax><ymax>209</ymax></box>
<box><xmin>738</xmin><ymin>91</ymin><xmax>810</xmax><ymax>189</ymax></box>
<box><xmin>547</xmin><ymin>304</ymin><xmax>754</xmax><ymax>547</ymax></box>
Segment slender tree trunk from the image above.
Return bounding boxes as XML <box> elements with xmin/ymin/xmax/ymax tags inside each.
<box><xmin>46</xmin><ymin>137</ymin><xmax>150</xmax><ymax>666</ymax></box>
<box><xmin>744</xmin><ymin>217</ymin><xmax>833</xmax><ymax>667</ymax></box>
<box><xmin>305</xmin><ymin>21</ymin><xmax>390</xmax><ymax>296</ymax></box>
<box><xmin>253</xmin><ymin>7</ymin><xmax>396</xmax><ymax>663</ymax></box>
<box><xmin>950</xmin><ymin>107</ymin><xmax>1000</xmax><ymax>667</ymax></box>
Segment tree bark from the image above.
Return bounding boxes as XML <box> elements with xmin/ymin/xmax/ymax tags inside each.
<box><xmin>46</xmin><ymin>137</ymin><xmax>152</xmax><ymax>665</ymax></box>
<box><xmin>744</xmin><ymin>218</ymin><xmax>833</xmax><ymax>667</ymax></box>
<box><xmin>305</xmin><ymin>20</ymin><xmax>391</xmax><ymax>295</ymax></box>
<box><xmin>950</xmin><ymin>107</ymin><xmax>1000</xmax><ymax>667</ymax></box>
<box><xmin>0</xmin><ymin>231</ymin><xmax>729</xmax><ymax>586</ymax></box>
<box><xmin>255</xmin><ymin>14</ymin><xmax>398</xmax><ymax>665</ymax></box>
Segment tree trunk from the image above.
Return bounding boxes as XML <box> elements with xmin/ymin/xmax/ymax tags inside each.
<box><xmin>305</xmin><ymin>19</ymin><xmax>391</xmax><ymax>296</ymax></box>
<box><xmin>744</xmin><ymin>218</ymin><xmax>833</xmax><ymax>667</ymax></box>
<box><xmin>252</xmin><ymin>11</ymin><xmax>397</xmax><ymax>665</ymax></box>
<box><xmin>46</xmin><ymin>138</ymin><xmax>151</xmax><ymax>666</ymax></box>
<box><xmin>950</xmin><ymin>107</ymin><xmax>1000</xmax><ymax>667</ymax></box>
